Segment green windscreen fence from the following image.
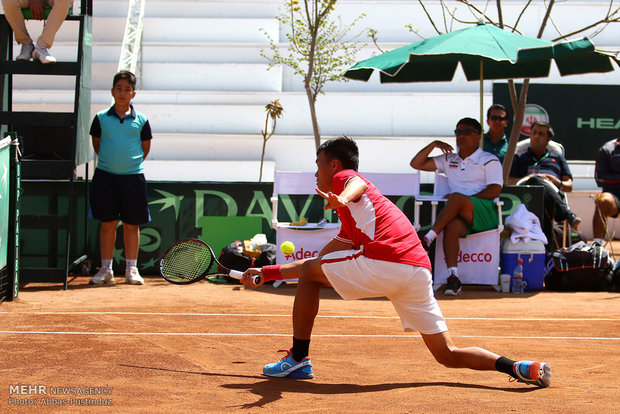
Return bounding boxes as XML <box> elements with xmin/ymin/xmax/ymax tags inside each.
<box><xmin>0</xmin><ymin>137</ymin><xmax>10</xmax><ymax>301</ymax></box>
<box><xmin>15</xmin><ymin>179</ymin><xmax>541</xmax><ymax>280</ymax></box>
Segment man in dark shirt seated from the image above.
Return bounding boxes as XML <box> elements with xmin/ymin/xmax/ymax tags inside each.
<box><xmin>592</xmin><ymin>137</ymin><xmax>620</xmax><ymax>245</ymax></box>
<box><xmin>508</xmin><ymin>121</ymin><xmax>581</xmax><ymax>249</ymax></box>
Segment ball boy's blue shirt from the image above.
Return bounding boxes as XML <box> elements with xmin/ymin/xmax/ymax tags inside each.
<box><xmin>90</xmin><ymin>105</ymin><xmax>152</xmax><ymax>175</ymax></box>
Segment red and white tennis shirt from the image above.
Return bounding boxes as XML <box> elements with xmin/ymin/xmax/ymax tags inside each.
<box><xmin>331</xmin><ymin>169</ymin><xmax>431</xmax><ymax>270</ymax></box>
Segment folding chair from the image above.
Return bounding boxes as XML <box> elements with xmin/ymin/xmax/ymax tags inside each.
<box><xmin>414</xmin><ymin>173</ymin><xmax>504</xmax><ymax>287</ymax></box>
<box><xmin>271</xmin><ymin>170</ymin><xmax>421</xmax><ymax>285</ymax></box>
<box><xmin>515</xmin><ymin>139</ymin><xmax>574</xmax><ymax>247</ymax></box>
<box><xmin>515</xmin><ymin>139</ymin><xmax>565</xmax><ymax>156</ymax></box>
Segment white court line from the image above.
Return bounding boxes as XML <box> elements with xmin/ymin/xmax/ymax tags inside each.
<box><xmin>0</xmin><ymin>330</ymin><xmax>618</xmax><ymax>340</ymax></box>
<box><xmin>0</xmin><ymin>311</ymin><xmax>618</xmax><ymax>321</ymax></box>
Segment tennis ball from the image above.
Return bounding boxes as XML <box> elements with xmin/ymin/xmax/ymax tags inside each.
<box><xmin>280</xmin><ymin>241</ymin><xmax>295</xmax><ymax>255</ymax></box>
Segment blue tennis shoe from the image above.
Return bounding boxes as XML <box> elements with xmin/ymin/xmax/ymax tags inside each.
<box><xmin>263</xmin><ymin>349</ymin><xmax>314</xmax><ymax>379</ymax></box>
<box><xmin>512</xmin><ymin>360</ymin><xmax>552</xmax><ymax>387</ymax></box>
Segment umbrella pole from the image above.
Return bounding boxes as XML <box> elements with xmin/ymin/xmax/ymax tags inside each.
<box><xmin>479</xmin><ymin>60</ymin><xmax>484</xmax><ymax>148</ymax></box>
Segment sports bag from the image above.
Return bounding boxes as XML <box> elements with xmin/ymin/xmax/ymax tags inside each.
<box><xmin>544</xmin><ymin>242</ymin><xmax>614</xmax><ymax>291</ymax></box>
<box><xmin>217</xmin><ymin>241</ymin><xmax>253</xmax><ymax>283</ymax></box>
<box><xmin>607</xmin><ymin>260</ymin><xmax>620</xmax><ymax>292</ymax></box>
<box><xmin>217</xmin><ymin>241</ymin><xmax>277</xmax><ymax>283</ymax></box>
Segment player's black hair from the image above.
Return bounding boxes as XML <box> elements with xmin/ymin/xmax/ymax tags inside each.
<box><xmin>456</xmin><ymin>117</ymin><xmax>482</xmax><ymax>135</ymax></box>
<box><xmin>487</xmin><ymin>103</ymin><xmax>507</xmax><ymax>118</ymax></box>
<box><xmin>113</xmin><ymin>70</ymin><xmax>137</xmax><ymax>90</ymax></box>
<box><xmin>531</xmin><ymin>120</ymin><xmax>555</xmax><ymax>139</ymax></box>
<box><xmin>317</xmin><ymin>136</ymin><xmax>359</xmax><ymax>171</ymax></box>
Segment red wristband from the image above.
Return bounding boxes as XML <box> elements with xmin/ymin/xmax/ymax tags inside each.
<box><xmin>262</xmin><ymin>265</ymin><xmax>282</xmax><ymax>281</ymax></box>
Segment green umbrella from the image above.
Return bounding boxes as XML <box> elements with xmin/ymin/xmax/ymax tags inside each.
<box><xmin>345</xmin><ymin>21</ymin><xmax>619</xmax><ymax>123</ymax></box>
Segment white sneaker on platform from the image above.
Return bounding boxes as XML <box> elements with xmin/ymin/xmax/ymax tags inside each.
<box><xmin>16</xmin><ymin>43</ymin><xmax>34</xmax><ymax>61</ymax></box>
<box><xmin>125</xmin><ymin>267</ymin><xmax>144</xmax><ymax>285</ymax></box>
<box><xmin>32</xmin><ymin>45</ymin><xmax>56</xmax><ymax>64</ymax></box>
<box><xmin>89</xmin><ymin>268</ymin><xmax>114</xmax><ymax>285</ymax></box>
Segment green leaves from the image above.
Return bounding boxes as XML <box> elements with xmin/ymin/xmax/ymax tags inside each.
<box><xmin>265</xmin><ymin>99</ymin><xmax>284</xmax><ymax>120</ymax></box>
<box><xmin>260</xmin><ymin>1</ymin><xmax>366</xmax><ymax>101</ymax></box>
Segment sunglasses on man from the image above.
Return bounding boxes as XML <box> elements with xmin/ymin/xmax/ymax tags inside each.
<box><xmin>454</xmin><ymin>128</ymin><xmax>479</xmax><ymax>136</ymax></box>
<box><xmin>489</xmin><ymin>115</ymin><xmax>507</xmax><ymax>121</ymax></box>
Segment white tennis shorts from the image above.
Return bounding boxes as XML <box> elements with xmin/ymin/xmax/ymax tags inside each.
<box><xmin>321</xmin><ymin>249</ymin><xmax>448</xmax><ymax>335</ymax></box>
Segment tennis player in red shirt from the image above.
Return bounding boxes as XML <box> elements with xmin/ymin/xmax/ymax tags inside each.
<box><xmin>241</xmin><ymin>136</ymin><xmax>550</xmax><ymax>387</ymax></box>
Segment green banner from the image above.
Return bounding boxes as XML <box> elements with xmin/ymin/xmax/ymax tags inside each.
<box><xmin>18</xmin><ymin>181</ymin><xmax>419</xmax><ymax>275</ymax></box>
<box><xmin>0</xmin><ymin>137</ymin><xmax>9</xmax><ymax>270</ymax></box>
<box><xmin>18</xmin><ymin>181</ymin><xmax>540</xmax><ymax>276</ymax></box>
<box><xmin>493</xmin><ymin>83</ymin><xmax>620</xmax><ymax>161</ymax></box>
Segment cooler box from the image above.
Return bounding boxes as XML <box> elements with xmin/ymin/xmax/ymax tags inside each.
<box><xmin>501</xmin><ymin>239</ymin><xmax>546</xmax><ymax>291</ymax></box>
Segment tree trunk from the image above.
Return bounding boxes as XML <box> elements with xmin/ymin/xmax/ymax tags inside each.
<box><xmin>502</xmin><ymin>79</ymin><xmax>530</xmax><ymax>182</ymax></box>
<box><xmin>305</xmin><ymin>86</ymin><xmax>321</xmax><ymax>149</ymax></box>
<box><xmin>501</xmin><ymin>1</ymin><xmax>554</xmax><ymax>183</ymax></box>
<box><xmin>259</xmin><ymin>141</ymin><xmax>266</xmax><ymax>182</ymax></box>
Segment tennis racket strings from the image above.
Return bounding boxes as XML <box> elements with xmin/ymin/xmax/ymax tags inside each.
<box><xmin>161</xmin><ymin>239</ymin><xmax>214</xmax><ymax>282</ymax></box>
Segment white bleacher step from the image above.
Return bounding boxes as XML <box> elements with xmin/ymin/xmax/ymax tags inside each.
<box><xmin>96</xmin><ymin>93</ymin><xmax>481</xmax><ymax>136</ymax></box>
<box><xmin>143</xmin><ymin>18</ymin><xmax>277</xmax><ymax>43</ymax></box>
<box><xmin>12</xmin><ymin>91</ymin><xmax>486</xmax><ymax>136</ymax></box>
<box><xmin>12</xmin><ymin>89</ymin><xmax>294</xmax><ymax>106</ymax></box>
<box><xmin>80</xmin><ymin>0</ymin><xmax>129</xmax><ymax>17</ymax></box>
<box><xmin>144</xmin><ymin>133</ymin><xmax>443</xmax><ymax>176</ymax></box>
<box><xmin>140</xmin><ymin>63</ymin><xmax>281</xmax><ymax>91</ymax></box>
<box><xmin>14</xmin><ymin>54</ymin><xmax>618</xmax><ymax>95</ymax></box>
<box><xmin>141</xmin><ymin>43</ymin><xmax>270</xmax><ymax>64</ymax></box>
<box><xmin>142</xmin><ymin>160</ymin><xmax>275</xmax><ymax>182</ymax></box>
<box><xmin>53</xmin><ymin>16</ymin><xmax>277</xmax><ymax>44</ymax></box>
<box><xmin>146</xmin><ymin>133</ymin><xmax>315</xmax><ymax>161</ymax></box>
<box><xmin>144</xmin><ymin>0</ymin><xmax>280</xmax><ymax>19</ymax></box>
<box><xmin>44</xmin><ymin>42</ymin><xmax>271</xmax><ymax>64</ymax></box>
<box><xmin>11</xmin><ymin>61</ymin><xmax>281</xmax><ymax>91</ymax></box>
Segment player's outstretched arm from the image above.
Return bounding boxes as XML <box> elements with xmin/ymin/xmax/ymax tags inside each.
<box><xmin>240</xmin><ymin>259</ymin><xmax>309</xmax><ymax>287</ymax></box>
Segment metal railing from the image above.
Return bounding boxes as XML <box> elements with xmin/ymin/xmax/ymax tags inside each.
<box><xmin>117</xmin><ymin>0</ymin><xmax>145</xmax><ymax>83</ymax></box>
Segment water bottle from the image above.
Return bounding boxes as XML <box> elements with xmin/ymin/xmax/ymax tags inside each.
<box><xmin>512</xmin><ymin>258</ymin><xmax>524</xmax><ymax>294</ymax></box>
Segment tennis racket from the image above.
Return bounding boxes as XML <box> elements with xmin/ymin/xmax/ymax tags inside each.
<box><xmin>159</xmin><ymin>238</ymin><xmax>261</xmax><ymax>285</ymax></box>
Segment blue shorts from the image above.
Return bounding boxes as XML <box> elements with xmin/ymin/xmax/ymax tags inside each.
<box><xmin>90</xmin><ymin>168</ymin><xmax>150</xmax><ymax>225</ymax></box>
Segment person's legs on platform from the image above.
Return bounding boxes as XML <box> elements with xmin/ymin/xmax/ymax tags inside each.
<box><xmin>593</xmin><ymin>192</ymin><xmax>619</xmax><ymax>243</ymax></box>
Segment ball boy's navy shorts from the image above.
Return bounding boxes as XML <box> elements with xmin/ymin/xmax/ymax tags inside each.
<box><xmin>90</xmin><ymin>168</ymin><xmax>150</xmax><ymax>225</ymax></box>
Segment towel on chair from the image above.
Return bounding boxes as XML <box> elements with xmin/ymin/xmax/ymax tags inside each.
<box><xmin>505</xmin><ymin>204</ymin><xmax>548</xmax><ymax>244</ymax></box>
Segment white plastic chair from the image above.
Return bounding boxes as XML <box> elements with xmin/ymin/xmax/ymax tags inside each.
<box><xmin>515</xmin><ymin>139</ymin><xmax>565</xmax><ymax>156</ymax></box>
<box><xmin>271</xmin><ymin>170</ymin><xmax>421</xmax><ymax>285</ymax></box>
<box><xmin>414</xmin><ymin>173</ymin><xmax>504</xmax><ymax>287</ymax></box>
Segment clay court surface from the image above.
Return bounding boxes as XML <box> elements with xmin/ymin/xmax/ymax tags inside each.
<box><xmin>1</xmin><ymin>277</ymin><xmax>618</xmax><ymax>413</ymax></box>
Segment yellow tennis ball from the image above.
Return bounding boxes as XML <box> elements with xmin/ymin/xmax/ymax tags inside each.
<box><xmin>280</xmin><ymin>241</ymin><xmax>295</xmax><ymax>255</ymax></box>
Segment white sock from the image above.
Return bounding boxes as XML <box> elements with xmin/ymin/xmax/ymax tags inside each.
<box><xmin>425</xmin><ymin>229</ymin><xmax>437</xmax><ymax>243</ymax></box>
<box><xmin>126</xmin><ymin>259</ymin><xmax>137</xmax><ymax>272</ymax></box>
<box><xmin>101</xmin><ymin>259</ymin><xmax>113</xmax><ymax>271</ymax></box>
<box><xmin>448</xmin><ymin>267</ymin><xmax>458</xmax><ymax>277</ymax></box>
